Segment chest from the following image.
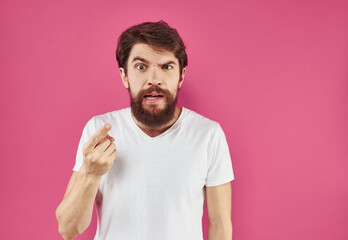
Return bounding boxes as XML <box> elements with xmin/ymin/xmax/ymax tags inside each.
<box><xmin>98</xmin><ymin>135</ymin><xmax>209</xmax><ymax>204</ymax></box>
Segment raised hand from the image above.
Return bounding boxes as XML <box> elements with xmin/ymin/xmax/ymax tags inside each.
<box><xmin>81</xmin><ymin>123</ymin><xmax>117</xmax><ymax>176</ymax></box>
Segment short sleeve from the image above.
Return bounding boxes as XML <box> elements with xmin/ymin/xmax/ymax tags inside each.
<box><xmin>205</xmin><ymin>123</ymin><xmax>235</xmax><ymax>187</ymax></box>
<box><xmin>72</xmin><ymin>117</ymin><xmax>96</xmax><ymax>172</ymax></box>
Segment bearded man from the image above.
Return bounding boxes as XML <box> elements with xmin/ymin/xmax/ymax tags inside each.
<box><xmin>56</xmin><ymin>20</ymin><xmax>235</xmax><ymax>240</ymax></box>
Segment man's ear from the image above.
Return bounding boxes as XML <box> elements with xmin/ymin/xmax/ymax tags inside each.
<box><xmin>178</xmin><ymin>67</ymin><xmax>186</xmax><ymax>89</ymax></box>
<box><xmin>119</xmin><ymin>68</ymin><xmax>129</xmax><ymax>89</ymax></box>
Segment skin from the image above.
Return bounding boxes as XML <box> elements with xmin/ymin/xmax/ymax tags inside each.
<box><xmin>206</xmin><ymin>182</ymin><xmax>233</xmax><ymax>239</ymax></box>
<box><xmin>119</xmin><ymin>43</ymin><xmax>186</xmax><ymax>137</ymax></box>
<box><xmin>55</xmin><ymin>124</ymin><xmax>116</xmax><ymax>240</ymax></box>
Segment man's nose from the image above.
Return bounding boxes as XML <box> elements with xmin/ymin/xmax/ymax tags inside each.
<box><xmin>147</xmin><ymin>66</ymin><xmax>162</xmax><ymax>86</ymax></box>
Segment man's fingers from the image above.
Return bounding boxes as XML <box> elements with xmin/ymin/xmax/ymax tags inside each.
<box><xmin>84</xmin><ymin>123</ymin><xmax>112</xmax><ymax>152</ymax></box>
<box><xmin>103</xmin><ymin>142</ymin><xmax>116</xmax><ymax>157</ymax></box>
<box><xmin>95</xmin><ymin>137</ymin><xmax>113</xmax><ymax>152</ymax></box>
<box><xmin>95</xmin><ymin>135</ymin><xmax>115</xmax><ymax>147</ymax></box>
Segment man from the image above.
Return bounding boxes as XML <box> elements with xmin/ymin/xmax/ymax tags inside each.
<box><xmin>56</xmin><ymin>20</ymin><xmax>235</xmax><ymax>240</ymax></box>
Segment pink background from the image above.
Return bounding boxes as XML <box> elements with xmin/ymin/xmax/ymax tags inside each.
<box><xmin>1</xmin><ymin>0</ymin><xmax>347</xmax><ymax>239</ymax></box>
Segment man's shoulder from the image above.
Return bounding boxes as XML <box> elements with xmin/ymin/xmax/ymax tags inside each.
<box><xmin>86</xmin><ymin>107</ymin><xmax>130</xmax><ymax>128</ymax></box>
<box><xmin>183</xmin><ymin>107</ymin><xmax>219</xmax><ymax>130</ymax></box>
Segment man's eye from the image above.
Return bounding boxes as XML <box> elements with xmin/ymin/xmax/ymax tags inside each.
<box><xmin>163</xmin><ymin>65</ymin><xmax>173</xmax><ymax>70</ymax></box>
<box><xmin>136</xmin><ymin>65</ymin><xmax>146</xmax><ymax>70</ymax></box>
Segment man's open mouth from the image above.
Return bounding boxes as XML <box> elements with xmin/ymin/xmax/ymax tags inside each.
<box><xmin>144</xmin><ymin>94</ymin><xmax>163</xmax><ymax>100</ymax></box>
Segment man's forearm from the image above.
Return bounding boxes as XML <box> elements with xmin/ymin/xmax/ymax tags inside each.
<box><xmin>208</xmin><ymin>222</ymin><xmax>233</xmax><ymax>240</ymax></box>
<box><xmin>56</xmin><ymin>170</ymin><xmax>101</xmax><ymax>239</ymax></box>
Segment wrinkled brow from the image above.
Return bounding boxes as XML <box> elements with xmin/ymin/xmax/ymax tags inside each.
<box><xmin>131</xmin><ymin>56</ymin><xmax>177</xmax><ymax>65</ymax></box>
<box><xmin>131</xmin><ymin>57</ymin><xmax>148</xmax><ymax>63</ymax></box>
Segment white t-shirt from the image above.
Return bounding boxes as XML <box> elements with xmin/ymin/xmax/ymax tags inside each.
<box><xmin>73</xmin><ymin>106</ymin><xmax>235</xmax><ymax>240</ymax></box>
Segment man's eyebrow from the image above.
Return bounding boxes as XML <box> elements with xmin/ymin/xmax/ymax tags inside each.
<box><xmin>161</xmin><ymin>61</ymin><xmax>176</xmax><ymax>65</ymax></box>
<box><xmin>131</xmin><ymin>57</ymin><xmax>149</xmax><ymax>63</ymax></box>
<box><xmin>131</xmin><ymin>57</ymin><xmax>177</xmax><ymax>66</ymax></box>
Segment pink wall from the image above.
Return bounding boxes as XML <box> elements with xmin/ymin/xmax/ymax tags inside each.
<box><xmin>1</xmin><ymin>0</ymin><xmax>347</xmax><ymax>239</ymax></box>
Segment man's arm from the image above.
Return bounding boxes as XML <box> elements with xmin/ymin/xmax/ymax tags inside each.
<box><xmin>55</xmin><ymin>169</ymin><xmax>101</xmax><ymax>240</ymax></box>
<box><xmin>206</xmin><ymin>182</ymin><xmax>233</xmax><ymax>240</ymax></box>
<box><xmin>55</xmin><ymin>123</ymin><xmax>117</xmax><ymax>240</ymax></box>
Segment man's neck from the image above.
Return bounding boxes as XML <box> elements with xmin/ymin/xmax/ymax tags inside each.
<box><xmin>131</xmin><ymin>106</ymin><xmax>182</xmax><ymax>138</ymax></box>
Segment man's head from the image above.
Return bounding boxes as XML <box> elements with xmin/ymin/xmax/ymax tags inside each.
<box><xmin>116</xmin><ymin>21</ymin><xmax>188</xmax><ymax>128</ymax></box>
<box><xmin>116</xmin><ymin>20</ymin><xmax>187</xmax><ymax>76</ymax></box>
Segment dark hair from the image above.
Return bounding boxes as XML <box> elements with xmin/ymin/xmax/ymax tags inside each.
<box><xmin>116</xmin><ymin>20</ymin><xmax>188</xmax><ymax>75</ymax></box>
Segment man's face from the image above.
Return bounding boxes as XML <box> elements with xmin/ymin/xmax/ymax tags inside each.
<box><xmin>119</xmin><ymin>43</ymin><xmax>186</xmax><ymax>128</ymax></box>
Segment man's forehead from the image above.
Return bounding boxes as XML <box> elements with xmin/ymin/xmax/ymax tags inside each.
<box><xmin>128</xmin><ymin>43</ymin><xmax>177</xmax><ymax>63</ymax></box>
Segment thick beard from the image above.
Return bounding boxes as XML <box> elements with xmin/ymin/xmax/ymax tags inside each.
<box><xmin>129</xmin><ymin>85</ymin><xmax>179</xmax><ymax>128</ymax></box>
